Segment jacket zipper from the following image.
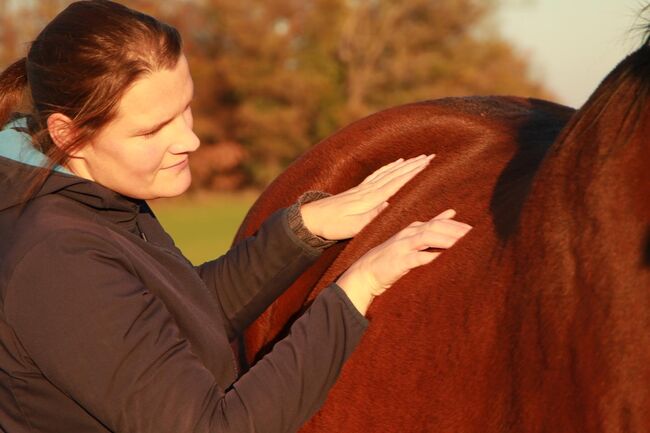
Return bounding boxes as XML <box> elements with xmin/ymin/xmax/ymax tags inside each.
<box><xmin>136</xmin><ymin>221</ymin><xmax>148</xmax><ymax>242</ymax></box>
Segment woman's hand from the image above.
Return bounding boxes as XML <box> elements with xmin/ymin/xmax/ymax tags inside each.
<box><xmin>336</xmin><ymin>209</ymin><xmax>472</xmax><ymax>315</ymax></box>
<box><xmin>300</xmin><ymin>154</ymin><xmax>435</xmax><ymax>241</ymax></box>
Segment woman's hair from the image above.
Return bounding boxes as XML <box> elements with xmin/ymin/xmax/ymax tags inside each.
<box><xmin>0</xmin><ymin>0</ymin><xmax>182</xmax><ymax>196</ymax></box>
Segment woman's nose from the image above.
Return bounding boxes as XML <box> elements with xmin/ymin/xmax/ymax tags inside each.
<box><xmin>178</xmin><ymin>127</ymin><xmax>200</xmax><ymax>153</ymax></box>
<box><xmin>169</xmin><ymin>111</ymin><xmax>200</xmax><ymax>154</ymax></box>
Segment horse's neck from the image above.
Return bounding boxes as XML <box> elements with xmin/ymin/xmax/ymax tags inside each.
<box><xmin>506</xmin><ymin>102</ymin><xmax>650</xmax><ymax>429</ymax></box>
<box><xmin>516</xmin><ymin>103</ymin><xmax>649</xmax><ymax>284</ymax></box>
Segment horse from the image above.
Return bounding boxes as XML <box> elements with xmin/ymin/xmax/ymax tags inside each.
<box><xmin>232</xmin><ymin>43</ymin><xmax>650</xmax><ymax>432</ymax></box>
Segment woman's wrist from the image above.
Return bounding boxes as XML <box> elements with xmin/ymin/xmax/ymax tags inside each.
<box><xmin>287</xmin><ymin>191</ymin><xmax>336</xmax><ymax>250</ymax></box>
<box><xmin>299</xmin><ymin>200</ymin><xmax>325</xmax><ymax>238</ymax></box>
<box><xmin>335</xmin><ymin>269</ymin><xmax>376</xmax><ymax>316</ymax></box>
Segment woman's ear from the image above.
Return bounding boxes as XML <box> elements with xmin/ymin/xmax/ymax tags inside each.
<box><xmin>46</xmin><ymin>112</ymin><xmax>85</xmax><ymax>158</ymax></box>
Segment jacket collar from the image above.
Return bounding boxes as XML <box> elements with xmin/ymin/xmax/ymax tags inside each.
<box><xmin>0</xmin><ymin>117</ymin><xmax>145</xmax><ymax>233</ymax></box>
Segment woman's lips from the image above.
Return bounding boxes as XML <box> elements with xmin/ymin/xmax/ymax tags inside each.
<box><xmin>162</xmin><ymin>157</ymin><xmax>188</xmax><ymax>170</ymax></box>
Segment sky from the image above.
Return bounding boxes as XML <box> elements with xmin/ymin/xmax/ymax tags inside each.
<box><xmin>496</xmin><ymin>0</ymin><xmax>646</xmax><ymax>108</ymax></box>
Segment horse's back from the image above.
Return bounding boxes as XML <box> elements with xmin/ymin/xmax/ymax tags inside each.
<box><xmin>236</xmin><ymin>96</ymin><xmax>572</xmax><ymax>231</ymax></box>
<box><xmin>235</xmin><ymin>96</ymin><xmax>574</xmax><ymax>432</ymax></box>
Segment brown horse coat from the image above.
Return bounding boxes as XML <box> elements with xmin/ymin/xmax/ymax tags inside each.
<box><xmin>234</xmin><ymin>58</ymin><xmax>649</xmax><ymax>432</ymax></box>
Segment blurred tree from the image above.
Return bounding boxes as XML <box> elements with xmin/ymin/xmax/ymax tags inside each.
<box><xmin>185</xmin><ymin>0</ymin><xmax>552</xmax><ymax>186</ymax></box>
<box><xmin>1</xmin><ymin>0</ymin><xmax>552</xmax><ymax>189</ymax></box>
<box><xmin>1</xmin><ymin>0</ymin><xmax>99</xmax><ymax>77</ymax></box>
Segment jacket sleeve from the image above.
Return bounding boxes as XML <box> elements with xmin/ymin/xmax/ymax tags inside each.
<box><xmin>4</xmin><ymin>230</ymin><xmax>368</xmax><ymax>433</ymax></box>
<box><xmin>195</xmin><ymin>205</ymin><xmax>331</xmax><ymax>340</ymax></box>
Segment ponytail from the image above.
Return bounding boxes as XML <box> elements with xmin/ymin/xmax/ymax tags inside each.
<box><xmin>0</xmin><ymin>57</ymin><xmax>28</xmax><ymax>127</ymax></box>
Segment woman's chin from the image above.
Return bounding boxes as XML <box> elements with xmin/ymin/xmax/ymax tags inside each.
<box><xmin>162</xmin><ymin>172</ymin><xmax>193</xmax><ymax>198</ymax></box>
<box><xmin>145</xmin><ymin>168</ymin><xmax>193</xmax><ymax>199</ymax></box>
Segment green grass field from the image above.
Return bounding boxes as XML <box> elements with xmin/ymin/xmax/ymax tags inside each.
<box><xmin>149</xmin><ymin>191</ymin><xmax>259</xmax><ymax>265</ymax></box>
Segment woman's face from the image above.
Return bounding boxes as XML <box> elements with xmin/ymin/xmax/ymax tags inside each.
<box><xmin>67</xmin><ymin>54</ymin><xmax>200</xmax><ymax>200</ymax></box>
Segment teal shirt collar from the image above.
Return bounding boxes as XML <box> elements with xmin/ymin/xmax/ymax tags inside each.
<box><xmin>0</xmin><ymin>117</ymin><xmax>73</xmax><ymax>175</ymax></box>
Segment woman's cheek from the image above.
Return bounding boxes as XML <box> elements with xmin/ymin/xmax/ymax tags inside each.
<box><xmin>143</xmin><ymin>141</ymin><xmax>168</xmax><ymax>174</ymax></box>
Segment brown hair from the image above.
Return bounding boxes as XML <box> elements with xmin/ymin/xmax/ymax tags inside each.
<box><xmin>0</xmin><ymin>0</ymin><xmax>182</xmax><ymax>198</ymax></box>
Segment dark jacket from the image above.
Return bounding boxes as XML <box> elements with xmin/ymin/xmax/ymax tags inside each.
<box><xmin>0</xmin><ymin>118</ymin><xmax>368</xmax><ymax>433</ymax></box>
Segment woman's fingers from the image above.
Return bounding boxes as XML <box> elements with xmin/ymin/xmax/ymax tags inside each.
<box><xmin>336</xmin><ymin>156</ymin><xmax>424</xmax><ymax>199</ymax></box>
<box><xmin>397</xmin><ymin>218</ymin><xmax>472</xmax><ymax>271</ymax></box>
<box><xmin>398</xmin><ymin>214</ymin><xmax>472</xmax><ymax>250</ymax></box>
<box><xmin>361</xmin><ymin>157</ymin><xmax>404</xmax><ymax>184</ymax></box>
<box><xmin>337</xmin><ymin>157</ymin><xmax>430</xmax><ymax>208</ymax></box>
<box><xmin>317</xmin><ymin>154</ymin><xmax>438</xmax><ymax>241</ymax></box>
<box><xmin>336</xmin><ymin>210</ymin><xmax>472</xmax><ymax>308</ymax></box>
<box><xmin>409</xmin><ymin>230</ymin><xmax>462</xmax><ymax>251</ymax></box>
<box><xmin>364</xmin><ymin>154</ymin><xmax>434</xmax><ymax>186</ymax></box>
<box><xmin>394</xmin><ymin>210</ymin><xmax>465</xmax><ymax>239</ymax></box>
<box><xmin>428</xmin><ymin>217</ymin><xmax>473</xmax><ymax>238</ymax></box>
<box><xmin>372</xmin><ymin>154</ymin><xmax>433</xmax><ymax>186</ymax></box>
<box><xmin>372</xmin><ymin>163</ymin><xmax>428</xmax><ymax>197</ymax></box>
<box><xmin>406</xmin><ymin>250</ymin><xmax>441</xmax><ymax>268</ymax></box>
<box><xmin>364</xmin><ymin>157</ymin><xmax>432</xmax><ymax>204</ymax></box>
<box><xmin>433</xmin><ymin>209</ymin><xmax>456</xmax><ymax>220</ymax></box>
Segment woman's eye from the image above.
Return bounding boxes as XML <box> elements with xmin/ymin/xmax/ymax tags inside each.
<box><xmin>143</xmin><ymin>129</ymin><xmax>158</xmax><ymax>139</ymax></box>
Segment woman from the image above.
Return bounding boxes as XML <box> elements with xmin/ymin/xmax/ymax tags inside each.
<box><xmin>0</xmin><ymin>1</ymin><xmax>471</xmax><ymax>432</ymax></box>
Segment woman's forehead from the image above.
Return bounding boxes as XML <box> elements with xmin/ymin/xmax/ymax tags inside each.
<box><xmin>114</xmin><ymin>55</ymin><xmax>193</xmax><ymax>133</ymax></box>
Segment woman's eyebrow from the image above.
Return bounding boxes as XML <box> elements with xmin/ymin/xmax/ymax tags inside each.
<box><xmin>133</xmin><ymin>95</ymin><xmax>194</xmax><ymax>135</ymax></box>
<box><xmin>134</xmin><ymin>116</ymin><xmax>174</xmax><ymax>136</ymax></box>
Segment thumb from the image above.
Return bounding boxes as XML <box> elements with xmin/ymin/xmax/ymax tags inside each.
<box><xmin>434</xmin><ymin>208</ymin><xmax>456</xmax><ymax>220</ymax></box>
<box><xmin>404</xmin><ymin>250</ymin><xmax>440</xmax><ymax>270</ymax></box>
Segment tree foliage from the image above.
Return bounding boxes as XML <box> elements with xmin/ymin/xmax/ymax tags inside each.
<box><xmin>0</xmin><ymin>0</ymin><xmax>552</xmax><ymax>189</ymax></box>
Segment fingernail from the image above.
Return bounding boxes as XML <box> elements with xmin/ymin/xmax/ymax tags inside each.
<box><xmin>445</xmin><ymin>209</ymin><xmax>457</xmax><ymax>218</ymax></box>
